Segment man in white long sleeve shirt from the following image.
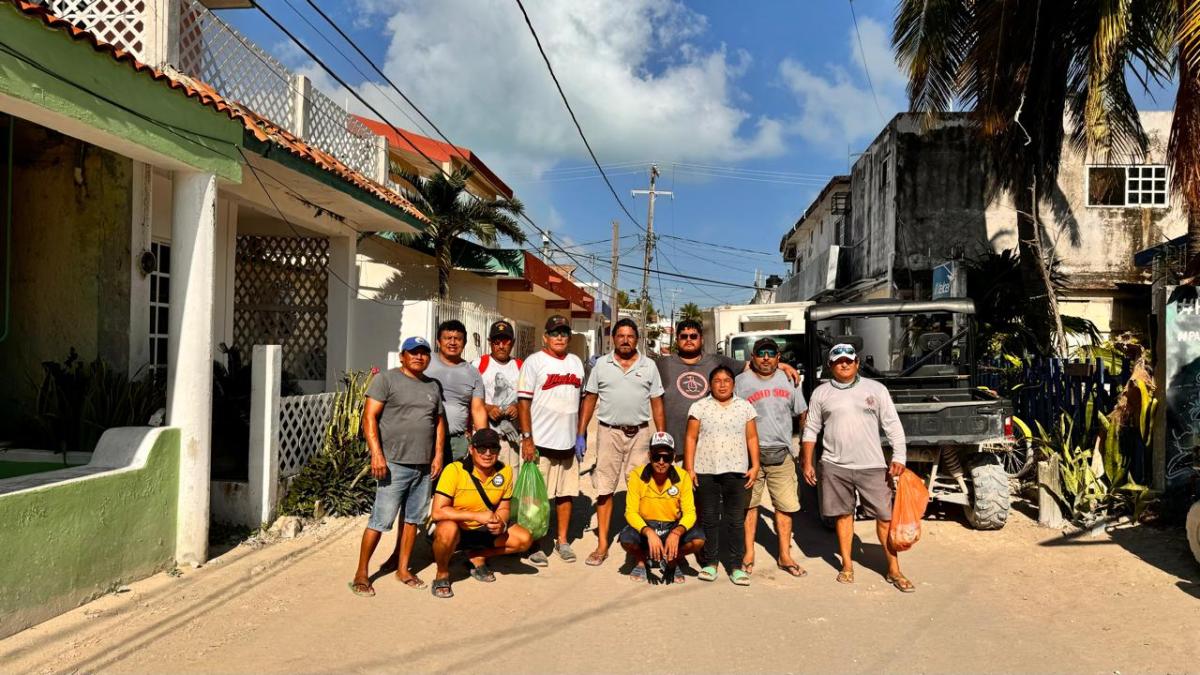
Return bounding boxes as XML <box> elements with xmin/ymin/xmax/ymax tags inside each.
<box><xmin>801</xmin><ymin>343</ymin><xmax>914</xmax><ymax>593</ymax></box>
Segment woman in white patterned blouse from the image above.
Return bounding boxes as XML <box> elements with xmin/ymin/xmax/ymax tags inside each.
<box><xmin>683</xmin><ymin>365</ymin><xmax>760</xmax><ymax>586</ymax></box>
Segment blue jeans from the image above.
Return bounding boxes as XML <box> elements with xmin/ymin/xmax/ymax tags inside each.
<box><xmin>366</xmin><ymin>462</ymin><xmax>431</xmax><ymax>532</ymax></box>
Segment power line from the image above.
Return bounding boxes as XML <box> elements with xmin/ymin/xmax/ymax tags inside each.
<box><xmin>658</xmin><ymin>234</ymin><xmax>778</xmax><ymax>257</ymax></box>
<box><xmin>671</xmin><ymin>162</ymin><xmax>834</xmax><ymax>180</ymax></box>
<box><xmin>848</xmin><ymin>0</ymin><xmax>885</xmax><ymax>122</ymax></box>
<box><xmin>512</xmin><ymin>0</ymin><xmax>647</xmax><ymax>233</ymax></box>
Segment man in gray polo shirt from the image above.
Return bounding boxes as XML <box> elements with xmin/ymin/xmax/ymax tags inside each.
<box><xmin>577</xmin><ymin>318</ymin><xmax>665</xmax><ymax>566</ymax></box>
<box><xmin>425</xmin><ymin>319</ymin><xmax>487</xmax><ymax>465</ymax></box>
<box><xmin>802</xmin><ymin>343</ymin><xmax>912</xmax><ymax>592</ymax></box>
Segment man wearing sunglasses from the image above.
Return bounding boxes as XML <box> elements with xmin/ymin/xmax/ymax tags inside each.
<box><xmin>619</xmin><ymin>432</ymin><xmax>705</xmax><ymax>584</ymax></box>
<box><xmin>801</xmin><ymin>343</ymin><xmax>913</xmax><ymax>593</ymax></box>
<box><xmin>518</xmin><ymin>315</ymin><xmax>585</xmax><ymax>565</ymax></box>
<box><xmin>736</xmin><ymin>337</ymin><xmax>808</xmax><ymax>578</ymax></box>
<box><xmin>657</xmin><ymin>319</ymin><xmax>799</xmax><ymax>462</ymax></box>
<box><xmin>429</xmin><ymin>428</ymin><xmax>533</xmax><ymax>599</ymax></box>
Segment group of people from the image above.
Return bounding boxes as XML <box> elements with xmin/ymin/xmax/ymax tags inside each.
<box><xmin>348</xmin><ymin>312</ymin><xmax>916</xmax><ymax>600</ymax></box>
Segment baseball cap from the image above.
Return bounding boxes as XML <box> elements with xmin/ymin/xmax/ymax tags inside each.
<box><xmin>401</xmin><ymin>336</ymin><xmax>431</xmax><ymax>353</ymax></box>
<box><xmin>828</xmin><ymin>343</ymin><xmax>858</xmax><ymax>363</ymax></box>
<box><xmin>488</xmin><ymin>320</ymin><xmax>515</xmax><ymax>341</ymax></box>
<box><xmin>544</xmin><ymin>315</ymin><xmax>571</xmax><ymax>333</ymax></box>
<box><xmin>649</xmin><ymin>431</ymin><xmax>675</xmax><ymax>452</ymax></box>
<box><xmin>471</xmin><ymin>428</ymin><xmax>501</xmax><ymax>449</ymax></box>
<box><xmin>752</xmin><ymin>337</ymin><xmax>779</xmax><ymax>354</ymax></box>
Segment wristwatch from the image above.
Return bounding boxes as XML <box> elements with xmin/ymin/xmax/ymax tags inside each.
<box><xmin>520</xmin><ymin>431</ymin><xmax>532</xmax><ymax>440</ymax></box>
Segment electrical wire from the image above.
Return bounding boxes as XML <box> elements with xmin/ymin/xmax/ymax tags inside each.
<box><xmin>848</xmin><ymin>0</ymin><xmax>886</xmax><ymax>122</ymax></box>
<box><xmin>658</xmin><ymin>234</ymin><xmax>778</xmax><ymax>257</ymax></box>
<box><xmin>512</xmin><ymin>0</ymin><xmax>647</xmax><ymax>233</ymax></box>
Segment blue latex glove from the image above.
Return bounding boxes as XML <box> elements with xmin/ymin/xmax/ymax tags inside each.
<box><xmin>574</xmin><ymin>433</ymin><xmax>587</xmax><ymax>461</ymax></box>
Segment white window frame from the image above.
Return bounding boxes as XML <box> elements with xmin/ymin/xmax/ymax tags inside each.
<box><xmin>148</xmin><ymin>240</ymin><xmax>171</xmax><ymax>373</ymax></box>
<box><xmin>1085</xmin><ymin>164</ymin><xmax>1169</xmax><ymax>209</ymax></box>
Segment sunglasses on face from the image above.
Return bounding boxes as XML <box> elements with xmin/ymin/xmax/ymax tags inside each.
<box><xmin>651</xmin><ymin>454</ymin><xmax>673</xmax><ymax>463</ymax></box>
<box><xmin>547</xmin><ymin>330</ymin><xmax>570</xmax><ymax>338</ymax></box>
<box><xmin>474</xmin><ymin>446</ymin><xmax>500</xmax><ymax>455</ymax></box>
<box><xmin>677</xmin><ymin>332</ymin><xmax>700</xmax><ymax>340</ymax></box>
<box><xmin>755</xmin><ymin>350</ymin><xmax>778</xmax><ymax>358</ymax></box>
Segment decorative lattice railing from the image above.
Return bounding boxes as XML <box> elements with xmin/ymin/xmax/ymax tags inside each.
<box><xmin>432</xmin><ymin>298</ymin><xmax>507</xmax><ymax>363</ymax></box>
<box><xmin>39</xmin><ymin>0</ymin><xmax>384</xmax><ymax>181</ymax></box>
<box><xmin>278</xmin><ymin>392</ymin><xmax>336</xmax><ymax>477</ymax></box>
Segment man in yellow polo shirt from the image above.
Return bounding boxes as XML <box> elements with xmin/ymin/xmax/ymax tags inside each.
<box><xmin>430</xmin><ymin>429</ymin><xmax>532</xmax><ymax>599</ymax></box>
<box><xmin>619</xmin><ymin>432</ymin><xmax>706</xmax><ymax>584</ymax></box>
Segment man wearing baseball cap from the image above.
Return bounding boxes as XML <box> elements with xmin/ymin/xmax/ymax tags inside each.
<box><xmin>517</xmin><ymin>314</ymin><xmax>585</xmax><ymax>565</ymax></box>
<box><xmin>471</xmin><ymin>320</ymin><xmax>524</xmax><ymax>466</ymax></box>
<box><xmin>350</xmin><ymin>336</ymin><xmax>446</xmax><ymax>597</ymax></box>
<box><xmin>619</xmin><ymin>432</ymin><xmax>705</xmax><ymax>584</ymax></box>
<box><xmin>801</xmin><ymin>343</ymin><xmax>914</xmax><ymax>592</ymax></box>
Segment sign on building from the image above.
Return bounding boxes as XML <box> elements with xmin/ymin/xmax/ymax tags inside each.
<box><xmin>1164</xmin><ymin>286</ymin><xmax>1200</xmax><ymax>494</ymax></box>
<box><xmin>932</xmin><ymin>261</ymin><xmax>962</xmax><ymax>299</ymax></box>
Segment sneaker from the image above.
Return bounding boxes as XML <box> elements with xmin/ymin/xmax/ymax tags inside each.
<box><xmin>528</xmin><ymin>550</ymin><xmax>549</xmax><ymax>567</ymax></box>
<box><xmin>556</xmin><ymin>542</ymin><xmax>577</xmax><ymax>563</ymax></box>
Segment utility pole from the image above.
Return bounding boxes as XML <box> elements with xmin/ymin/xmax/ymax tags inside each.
<box><xmin>608</xmin><ymin>220</ymin><xmax>620</xmax><ymax>353</ymax></box>
<box><xmin>632</xmin><ymin>164</ymin><xmax>672</xmax><ymax>352</ymax></box>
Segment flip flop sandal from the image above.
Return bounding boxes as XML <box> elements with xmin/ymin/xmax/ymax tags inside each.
<box><xmin>742</xmin><ymin>561</ymin><xmax>755</xmax><ymax>576</ymax></box>
<box><xmin>777</xmin><ymin>564</ymin><xmax>808</xmax><ymax>578</ymax></box>
<box><xmin>431</xmin><ymin>579</ymin><xmax>454</xmax><ymax>599</ymax></box>
<box><xmin>347</xmin><ymin>581</ymin><xmax>375</xmax><ymax>597</ymax></box>
<box><xmin>585</xmin><ymin>551</ymin><xmax>609</xmax><ymax>567</ymax></box>
<box><xmin>469</xmin><ymin>565</ymin><xmax>496</xmax><ymax>583</ymax></box>
<box><xmin>397</xmin><ymin>575</ymin><xmax>427</xmax><ymax>589</ymax></box>
<box><xmin>698</xmin><ymin>565</ymin><xmax>718</xmax><ymax>582</ymax></box>
<box><xmin>730</xmin><ymin>569</ymin><xmax>751</xmax><ymax>586</ymax></box>
<box><xmin>629</xmin><ymin>565</ymin><xmax>648</xmax><ymax>583</ymax></box>
<box><xmin>836</xmin><ymin>569</ymin><xmax>855</xmax><ymax>584</ymax></box>
<box><xmin>886</xmin><ymin>574</ymin><xmax>916</xmax><ymax>593</ymax></box>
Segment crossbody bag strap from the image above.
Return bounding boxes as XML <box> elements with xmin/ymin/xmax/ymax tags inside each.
<box><xmin>466</xmin><ymin>469</ymin><xmax>499</xmax><ymax>513</ymax></box>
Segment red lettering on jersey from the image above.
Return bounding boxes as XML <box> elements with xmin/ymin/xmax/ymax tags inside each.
<box><xmin>542</xmin><ymin>373</ymin><xmax>582</xmax><ymax>390</ymax></box>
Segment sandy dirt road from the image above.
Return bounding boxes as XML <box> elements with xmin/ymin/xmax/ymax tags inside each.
<box><xmin>2</xmin><ymin>490</ymin><xmax>1198</xmax><ymax>674</ymax></box>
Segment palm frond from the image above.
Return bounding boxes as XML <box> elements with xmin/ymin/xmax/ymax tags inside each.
<box><xmin>892</xmin><ymin>0</ymin><xmax>971</xmax><ymax>117</ymax></box>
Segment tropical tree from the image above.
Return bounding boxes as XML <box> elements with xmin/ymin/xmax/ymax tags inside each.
<box><xmin>678</xmin><ymin>302</ymin><xmax>703</xmax><ymax>321</ymax></box>
<box><xmin>893</xmin><ymin>0</ymin><xmax>1174</xmax><ymax>354</ymax></box>
<box><xmin>1172</xmin><ymin>1</ymin><xmax>1200</xmax><ymax>273</ymax></box>
<box><xmin>390</xmin><ymin>167</ymin><xmax>526</xmax><ymax>300</ymax></box>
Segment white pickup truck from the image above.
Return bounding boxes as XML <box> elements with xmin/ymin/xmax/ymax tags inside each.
<box><xmin>700</xmin><ymin>301</ymin><xmax>812</xmax><ymax>367</ymax></box>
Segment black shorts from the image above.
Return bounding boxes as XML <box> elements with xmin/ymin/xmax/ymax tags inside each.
<box><xmin>618</xmin><ymin>520</ymin><xmax>705</xmax><ymax>551</ymax></box>
<box><xmin>458</xmin><ymin>528</ymin><xmax>500</xmax><ymax>550</ymax></box>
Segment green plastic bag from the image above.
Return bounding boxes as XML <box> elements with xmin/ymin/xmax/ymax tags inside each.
<box><xmin>512</xmin><ymin>458</ymin><xmax>549</xmax><ymax>540</ymax></box>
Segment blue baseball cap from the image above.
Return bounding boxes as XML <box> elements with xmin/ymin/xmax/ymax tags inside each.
<box><xmin>401</xmin><ymin>336</ymin><xmax>431</xmax><ymax>353</ymax></box>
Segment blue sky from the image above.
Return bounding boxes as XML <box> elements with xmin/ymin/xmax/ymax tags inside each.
<box><xmin>224</xmin><ymin>0</ymin><xmax>1175</xmax><ymax>310</ymax></box>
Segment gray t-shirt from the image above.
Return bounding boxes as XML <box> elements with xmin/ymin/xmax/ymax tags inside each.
<box><xmin>802</xmin><ymin>377</ymin><xmax>907</xmax><ymax>469</ymax></box>
<box><xmin>365</xmin><ymin>369</ymin><xmax>445</xmax><ymax>464</ymax></box>
<box><xmin>735</xmin><ymin>370</ymin><xmax>807</xmax><ymax>464</ymax></box>
<box><xmin>584</xmin><ymin>352</ymin><xmax>664</xmax><ymax>426</ymax></box>
<box><xmin>657</xmin><ymin>353</ymin><xmax>742</xmax><ymax>456</ymax></box>
<box><xmin>425</xmin><ymin>356</ymin><xmax>485</xmax><ymax>436</ymax></box>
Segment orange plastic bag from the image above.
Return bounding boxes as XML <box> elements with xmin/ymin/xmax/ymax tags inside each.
<box><xmin>888</xmin><ymin>468</ymin><xmax>930</xmax><ymax>552</ymax></box>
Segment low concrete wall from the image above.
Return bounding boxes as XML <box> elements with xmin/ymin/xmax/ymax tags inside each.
<box><xmin>0</xmin><ymin>427</ymin><xmax>179</xmax><ymax>639</ymax></box>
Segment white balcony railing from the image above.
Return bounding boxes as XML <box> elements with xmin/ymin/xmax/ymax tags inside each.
<box><xmin>777</xmin><ymin>245</ymin><xmax>841</xmax><ymax>302</ymax></box>
<box><xmin>40</xmin><ymin>0</ymin><xmax>383</xmax><ymax>183</ymax></box>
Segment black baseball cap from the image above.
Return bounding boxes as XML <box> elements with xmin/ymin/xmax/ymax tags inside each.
<box><xmin>471</xmin><ymin>428</ymin><xmax>501</xmax><ymax>449</ymax></box>
<box><xmin>544</xmin><ymin>315</ymin><xmax>571</xmax><ymax>333</ymax></box>
<box><xmin>488</xmin><ymin>320</ymin><xmax>515</xmax><ymax>341</ymax></box>
<box><xmin>752</xmin><ymin>337</ymin><xmax>779</xmax><ymax>354</ymax></box>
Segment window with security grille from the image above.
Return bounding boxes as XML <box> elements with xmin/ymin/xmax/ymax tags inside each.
<box><xmin>1087</xmin><ymin>165</ymin><xmax>1168</xmax><ymax>207</ymax></box>
<box><xmin>234</xmin><ymin>236</ymin><xmax>329</xmax><ymax>381</ymax></box>
<box><xmin>148</xmin><ymin>241</ymin><xmax>170</xmax><ymax>373</ymax></box>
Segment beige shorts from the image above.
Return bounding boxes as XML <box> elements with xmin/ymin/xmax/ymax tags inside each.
<box><xmin>537</xmin><ymin>449</ymin><xmax>580</xmax><ymax>499</ymax></box>
<box><xmin>498</xmin><ymin>437</ymin><xmax>521</xmax><ymax>469</ymax></box>
<box><xmin>749</xmin><ymin>454</ymin><xmax>801</xmax><ymax>513</ymax></box>
<box><xmin>592</xmin><ymin>424</ymin><xmax>650</xmax><ymax>495</ymax></box>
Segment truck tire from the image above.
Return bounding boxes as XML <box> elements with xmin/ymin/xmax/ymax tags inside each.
<box><xmin>964</xmin><ymin>454</ymin><xmax>1010</xmax><ymax>530</ymax></box>
<box><xmin>1187</xmin><ymin>501</ymin><xmax>1200</xmax><ymax>567</ymax></box>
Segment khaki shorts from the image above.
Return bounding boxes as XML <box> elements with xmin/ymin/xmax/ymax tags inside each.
<box><xmin>537</xmin><ymin>448</ymin><xmax>580</xmax><ymax>499</ymax></box>
<box><xmin>498</xmin><ymin>437</ymin><xmax>521</xmax><ymax>469</ymax></box>
<box><xmin>819</xmin><ymin>461</ymin><xmax>894</xmax><ymax>520</ymax></box>
<box><xmin>592</xmin><ymin>424</ymin><xmax>649</xmax><ymax>495</ymax></box>
<box><xmin>748</xmin><ymin>454</ymin><xmax>801</xmax><ymax>513</ymax></box>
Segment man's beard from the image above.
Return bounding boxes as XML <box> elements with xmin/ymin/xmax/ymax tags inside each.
<box><xmin>676</xmin><ymin>345</ymin><xmax>701</xmax><ymax>358</ymax></box>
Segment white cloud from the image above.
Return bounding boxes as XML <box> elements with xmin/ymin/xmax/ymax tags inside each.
<box><xmin>341</xmin><ymin>0</ymin><xmax>785</xmax><ymax>177</ymax></box>
<box><xmin>778</xmin><ymin>16</ymin><xmax>906</xmax><ymax>156</ymax></box>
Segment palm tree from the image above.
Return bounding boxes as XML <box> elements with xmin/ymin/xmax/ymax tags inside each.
<box><xmin>678</xmin><ymin>302</ymin><xmax>702</xmax><ymax>321</ymax></box>
<box><xmin>390</xmin><ymin>167</ymin><xmax>527</xmax><ymax>300</ymax></box>
<box><xmin>893</xmin><ymin>0</ymin><xmax>1173</xmax><ymax>353</ymax></box>
<box><xmin>1172</xmin><ymin>0</ymin><xmax>1200</xmax><ymax>274</ymax></box>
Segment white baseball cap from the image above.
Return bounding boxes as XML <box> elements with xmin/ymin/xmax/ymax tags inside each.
<box><xmin>828</xmin><ymin>343</ymin><xmax>858</xmax><ymax>363</ymax></box>
<box><xmin>649</xmin><ymin>431</ymin><xmax>675</xmax><ymax>451</ymax></box>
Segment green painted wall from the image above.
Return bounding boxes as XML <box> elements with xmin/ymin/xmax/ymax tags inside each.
<box><xmin>0</xmin><ymin>117</ymin><xmax>133</xmax><ymax>438</ymax></box>
<box><xmin>0</xmin><ymin>428</ymin><xmax>179</xmax><ymax>639</ymax></box>
<box><xmin>0</xmin><ymin>2</ymin><xmax>242</xmax><ymax>181</ymax></box>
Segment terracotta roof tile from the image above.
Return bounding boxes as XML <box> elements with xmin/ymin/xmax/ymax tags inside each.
<box><xmin>8</xmin><ymin>0</ymin><xmax>426</xmax><ymax>223</ymax></box>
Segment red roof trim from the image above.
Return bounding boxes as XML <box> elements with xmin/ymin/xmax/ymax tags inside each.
<box><xmin>522</xmin><ymin>252</ymin><xmax>594</xmax><ymax>312</ymax></box>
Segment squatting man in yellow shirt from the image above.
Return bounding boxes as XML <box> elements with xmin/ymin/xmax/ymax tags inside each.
<box><xmin>619</xmin><ymin>432</ymin><xmax>705</xmax><ymax>584</ymax></box>
<box><xmin>429</xmin><ymin>428</ymin><xmax>533</xmax><ymax>599</ymax></box>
